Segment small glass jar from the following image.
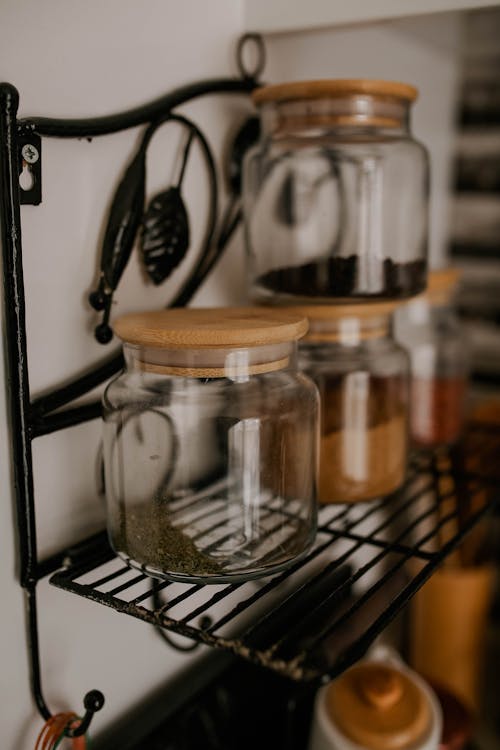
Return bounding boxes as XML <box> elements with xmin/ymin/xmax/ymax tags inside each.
<box><xmin>244</xmin><ymin>79</ymin><xmax>429</xmax><ymax>303</ymax></box>
<box><xmin>394</xmin><ymin>269</ymin><xmax>469</xmax><ymax>448</ymax></box>
<box><xmin>294</xmin><ymin>302</ymin><xmax>409</xmax><ymax>503</ymax></box>
<box><xmin>102</xmin><ymin>307</ymin><xmax>319</xmax><ymax>583</ymax></box>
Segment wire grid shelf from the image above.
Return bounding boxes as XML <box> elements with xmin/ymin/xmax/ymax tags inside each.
<box><xmin>50</xmin><ymin>423</ymin><xmax>499</xmax><ymax>684</ymax></box>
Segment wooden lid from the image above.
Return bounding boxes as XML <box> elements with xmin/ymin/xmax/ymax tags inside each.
<box><xmin>426</xmin><ymin>268</ymin><xmax>461</xmax><ymax>298</ymax></box>
<box><xmin>283</xmin><ymin>300</ymin><xmax>402</xmax><ymax>321</ymax></box>
<box><xmin>327</xmin><ymin>663</ymin><xmax>431</xmax><ymax>750</ymax></box>
<box><xmin>253</xmin><ymin>79</ymin><xmax>418</xmax><ymax>106</ymax></box>
<box><xmin>114</xmin><ymin>307</ymin><xmax>308</xmax><ymax>349</ymax></box>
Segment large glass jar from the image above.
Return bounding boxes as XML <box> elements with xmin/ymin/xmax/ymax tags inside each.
<box><xmin>394</xmin><ymin>268</ymin><xmax>469</xmax><ymax>447</ymax></box>
<box><xmin>244</xmin><ymin>79</ymin><xmax>429</xmax><ymax>303</ymax></box>
<box><xmin>103</xmin><ymin>307</ymin><xmax>319</xmax><ymax>583</ymax></box>
<box><xmin>294</xmin><ymin>302</ymin><xmax>409</xmax><ymax>503</ymax></box>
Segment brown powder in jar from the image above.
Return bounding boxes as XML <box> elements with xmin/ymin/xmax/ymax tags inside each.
<box><xmin>319</xmin><ymin>413</ymin><xmax>407</xmax><ymax>503</ymax></box>
<box><xmin>411</xmin><ymin>376</ymin><xmax>467</xmax><ymax>447</ymax></box>
<box><xmin>316</xmin><ymin>374</ymin><xmax>407</xmax><ymax>503</ymax></box>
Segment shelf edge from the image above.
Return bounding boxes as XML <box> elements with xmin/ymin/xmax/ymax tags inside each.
<box><xmin>244</xmin><ymin>0</ymin><xmax>500</xmax><ymax>35</ymax></box>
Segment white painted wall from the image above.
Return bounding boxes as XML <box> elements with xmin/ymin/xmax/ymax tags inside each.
<box><xmin>0</xmin><ymin>3</ymin><xmax>464</xmax><ymax>748</ymax></box>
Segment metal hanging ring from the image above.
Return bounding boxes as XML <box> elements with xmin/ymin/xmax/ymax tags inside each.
<box><xmin>236</xmin><ymin>33</ymin><xmax>266</xmax><ymax>81</ymax></box>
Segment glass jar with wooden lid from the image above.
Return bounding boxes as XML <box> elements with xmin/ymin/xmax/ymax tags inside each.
<box><xmin>291</xmin><ymin>301</ymin><xmax>409</xmax><ymax>504</ymax></box>
<box><xmin>394</xmin><ymin>268</ymin><xmax>469</xmax><ymax>447</ymax></box>
<box><xmin>243</xmin><ymin>79</ymin><xmax>429</xmax><ymax>303</ymax></box>
<box><xmin>102</xmin><ymin>307</ymin><xmax>319</xmax><ymax>583</ymax></box>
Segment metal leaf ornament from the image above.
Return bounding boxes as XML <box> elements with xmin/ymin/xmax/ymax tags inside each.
<box><xmin>141</xmin><ymin>129</ymin><xmax>193</xmax><ymax>285</ymax></box>
<box><xmin>89</xmin><ymin>146</ymin><xmax>146</xmax><ymax>343</ymax></box>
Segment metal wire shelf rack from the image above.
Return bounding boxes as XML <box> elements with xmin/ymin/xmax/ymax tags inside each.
<box><xmin>50</xmin><ymin>422</ymin><xmax>499</xmax><ymax>686</ymax></box>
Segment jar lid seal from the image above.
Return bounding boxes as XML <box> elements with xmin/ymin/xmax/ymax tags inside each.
<box><xmin>114</xmin><ymin>307</ymin><xmax>308</xmax><ymax>349</ymax></box>
<box><xmin>253</xmin><ymin>79</ymin><xmax>418</xmax><ymax>106</ymax></box>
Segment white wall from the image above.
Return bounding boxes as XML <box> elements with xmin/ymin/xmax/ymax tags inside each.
<box><xmin>0</xmin><ymin>3</ymin><xmax>464</xmax><ymax>748</ymax></box>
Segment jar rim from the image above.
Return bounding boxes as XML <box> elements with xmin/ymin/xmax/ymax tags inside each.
<box><xmin>252</xmin><ymin>79</ymin><xmax>419</xmax><ymax>106</ymax></box>
<box><xmin>114</xmin><ymin>307</ymin><xmax>308</xmax><ymax>349</ymax></box>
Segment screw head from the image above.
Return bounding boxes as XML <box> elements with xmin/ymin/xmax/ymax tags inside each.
<box><xmin>22</xmin><ymin>144</ymin><xmax>39</xmax><ymax>164</ymax></box>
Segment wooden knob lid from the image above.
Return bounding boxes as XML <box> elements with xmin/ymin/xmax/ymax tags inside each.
<box><xmin>114</xmin><ymin>307</ymin><xmax>308</xmax><ymax>349</ymax></box>
<box><xmin>360</xmin><ymin>667</ymin><xmax>404</xmax><ymax>710</ymax></box>
<box><xmin>327</xmin><ymin>663</ymin><xmax>432</xmax><ymax>750</ymax></box>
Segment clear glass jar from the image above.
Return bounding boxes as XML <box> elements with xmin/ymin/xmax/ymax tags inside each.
<box><xmin>102</xmin><ymin>307</ymin><xmax>319</xmax><ymax>583</ymax></box>
<box><xmin>244</xmin><ymin>79</ymin><xmax>429</xmax><ymax>303</ymax></box>
<box><xmin>394</xmin><ymin>268</ymin><xmax>469</xmax><ymax>448</ymax></box>
<box><xmin>295</xmin><ymin>302</ymin><xmax>409</xmax><ymax>503</ymax></box>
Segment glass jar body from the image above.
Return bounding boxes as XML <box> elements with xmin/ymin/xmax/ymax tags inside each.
<box><xmin>102</xmin><ymin>343</ymin><xmax>319</xmax><ymax>583</ymax></box>
<box><xmin>299</xmin><ymin>331</ymin><xmax>409</xmax><ymax>503</ymax></box>
<box><xmin>243</xmin><ymin>97</ymin><xmax>429</xmax><ymax>303</ymax></box>
<box><xmin>395</xmin><ymin>300</ymin><xmax>469</xmax><ymax>447</ymax></box>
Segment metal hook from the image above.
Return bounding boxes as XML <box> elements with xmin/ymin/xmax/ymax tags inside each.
<box><xmin>27</xmin><ymin>584</ymin><xmax>105</xmax><ymax>738</ymax></box>
<box><xmin>65</xmin><ymin>690</ymin><xmax>105</xmax><ymax>738</ymax></box>
<box><xmin>236</xmin><ymin>33</ymin><xmax>266</xmax><ymax>81</ymax></box>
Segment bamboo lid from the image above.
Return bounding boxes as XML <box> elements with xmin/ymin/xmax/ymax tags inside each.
<box><xmin>286</xmin><ymin>300</ymin><xmax>403</xmax><ymax>320</ymax></box>
<box><xmin>327</xmin><ymin>663</ymin><xmax>431</xmax><ymax>750</ymax></box>
<box><xmin>283</xmin><ymin>300</ymin><xmax>402</xmax><ymax>321</ymax></box>
<box><xmin>253</xmin><ymin>79</ymin><xmax>418</xmax><ymax>106</ymax></box>
<box><xmin>114</xmin><ymin>307</ymin><xmax>308</xmax><ymax>349</ymax></box>
<box><xmin>279</xmin><ymin>302</ymin><xmax>402</xmax><ymax>342</ymax></box>
<box><xmin>426</xmin><ymin>268</ymin><xmax>461</xmax><ymax>298</ymax></box>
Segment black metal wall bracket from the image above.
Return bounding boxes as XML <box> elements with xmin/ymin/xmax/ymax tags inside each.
<box><xmin>18</xmin><ymin>124</ymin><xmax>42</xmax><ymax>205</ymax></box>
<box><xmin>0</xmin><ymin>32</ymin><xmax>262</xmax><ymax>741</ymax></box>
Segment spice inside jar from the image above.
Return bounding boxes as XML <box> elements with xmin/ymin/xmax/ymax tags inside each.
<box><xmin>292</xmin><ymin>302</ymin><xmax>409</xmax><ymax>503</ymax></box>
<box><xmin>103</xmin><ymin>307</ymin><xmax>319</xmax><ymax>583</ymax></box>
<box><xmin>394</xmin><ymin>268</ymin><xmax>469</xmax><ymax>448</ymax></box>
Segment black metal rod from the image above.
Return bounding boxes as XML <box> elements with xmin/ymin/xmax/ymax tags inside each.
<box><xmin>22</xmin><ymin>78</ymin><xmax>257</xmax><ymax>138</ymax></box>
<box><xmin>31</xmin><ymin>400</ymin><xmax>103</xmax><ymax>438</ymax></box>
<box><xmin>31</xmin><ymin>351</ymin><xmax>122</xmax><ymax>418</ymax></box>
<box><xmin>0</xmin><ymin>82</ymin><xmax>38</xmax><ymax>588</ymax></box>
<box><xmin>26</xmin><ymin>587</ymin><xmax>51</xmax><ymax>720</ymax></box>
<box><xmin>36</xmin><ymin>530</ymin><xmax>110</xmax><ymax>581</ymax></box>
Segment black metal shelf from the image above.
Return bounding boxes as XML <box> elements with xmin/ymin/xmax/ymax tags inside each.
<box><xmin>50</xmin><ymin>423</ymin><xmax>499</xmax><ymax>686</ymax></box>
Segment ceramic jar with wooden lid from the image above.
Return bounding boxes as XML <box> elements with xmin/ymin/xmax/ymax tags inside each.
<box><xmin>292</xmin><ymin>301</ymin><xmax>409</xmax><ymax>503</ymax></box>
<box><xmin>102</xmin><ymin>307</ymin><xmax>319</xmax><ymax>583</ymax></box>
<box><xmin>243</xmin><ymin>79</ymin><xmax>429</xmax><ymax>303</ymax></box>
<box><xmin>308</xmin><ymin>656</ymin><xmax>442</xmax><ymax>750</ymax></box>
